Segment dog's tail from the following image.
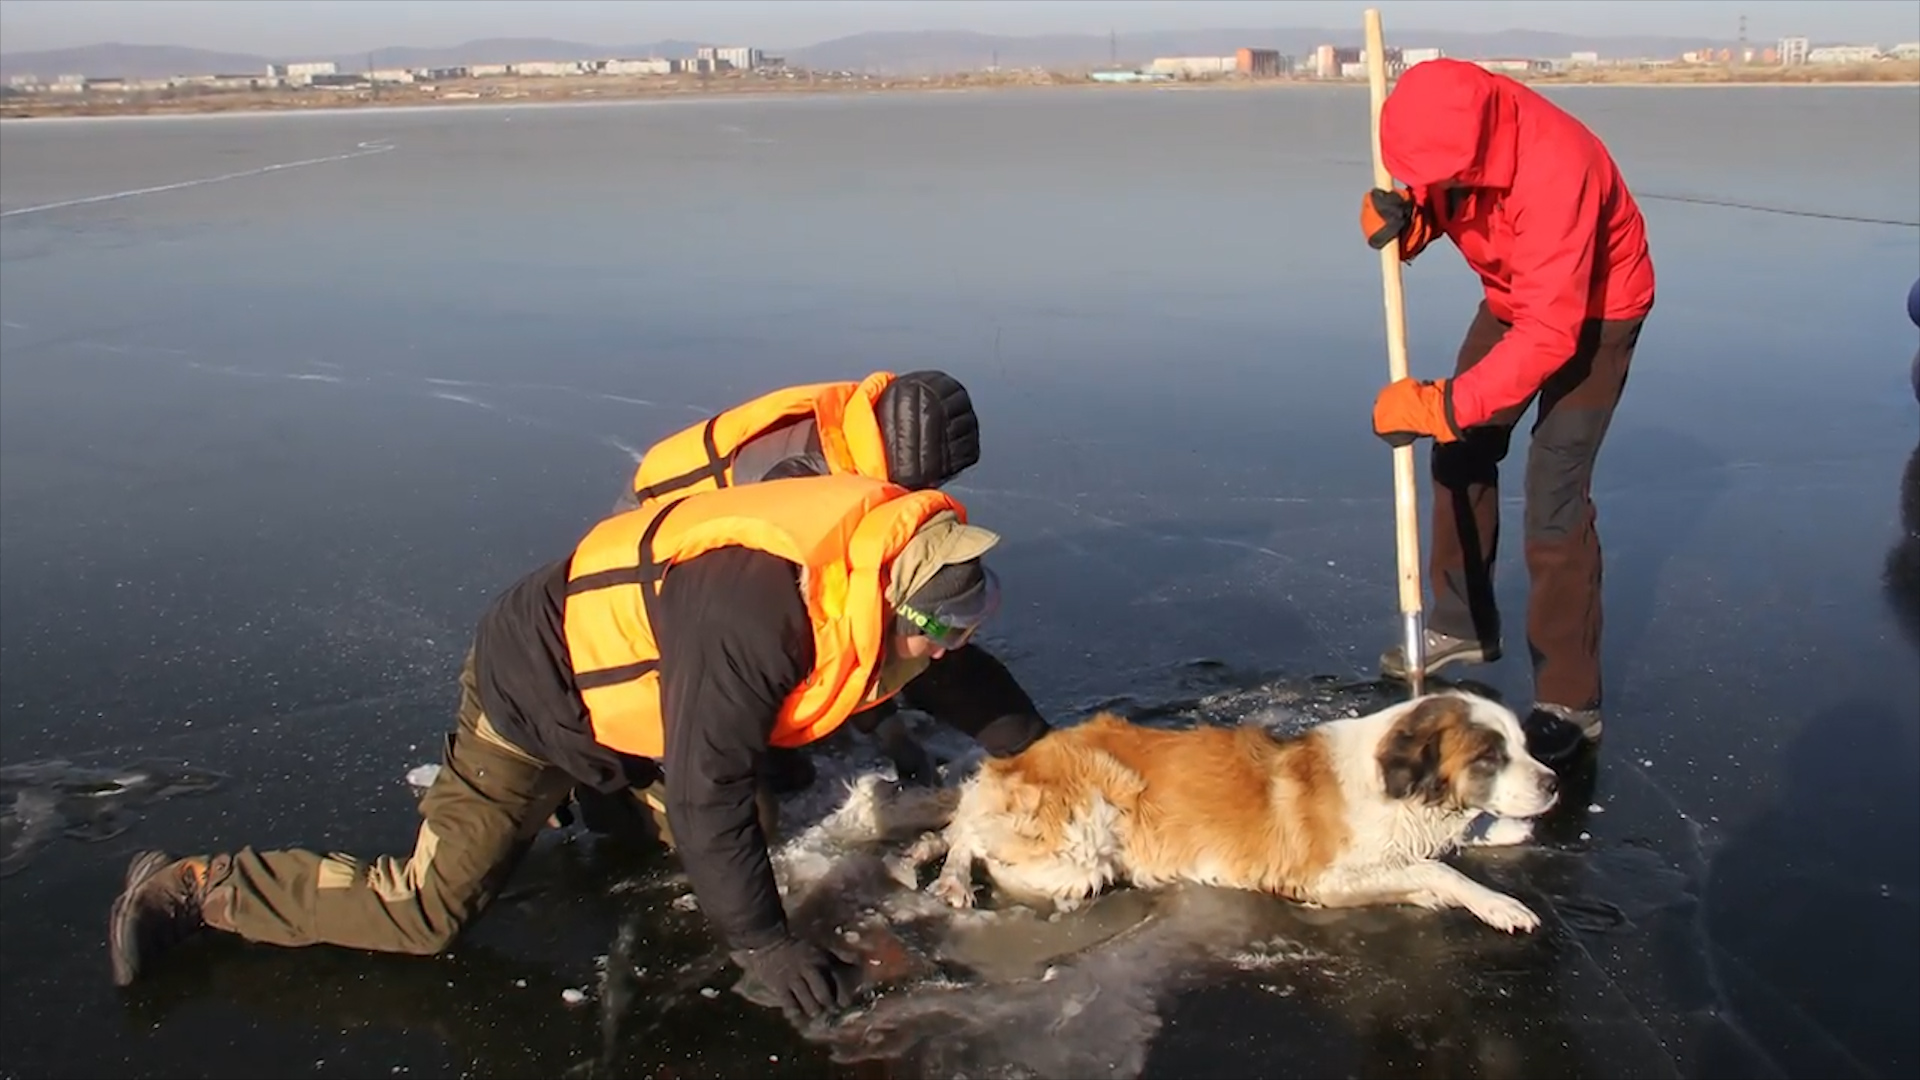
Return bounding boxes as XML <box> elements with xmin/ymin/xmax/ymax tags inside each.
<box><xmin>816</xmin><ymin>774</ymin><xmax>962</xmax><ymax>846</ymax></box>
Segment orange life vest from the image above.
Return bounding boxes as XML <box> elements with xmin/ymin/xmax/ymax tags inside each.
<box><xmin>562</xmin><ymin>472</ymin><xmax>962</xmax><ymax>759</ymax></box>
<box><xmin>627</xmin><ymin>372</ymin><xmax>897</xmax><ymax>508</ymax></box>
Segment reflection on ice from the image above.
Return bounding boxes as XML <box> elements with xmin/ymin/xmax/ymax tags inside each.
<box><xmin>0</xmin><ymin>758</ymin><xmax>227</xmax><ymax>877</ymax></box>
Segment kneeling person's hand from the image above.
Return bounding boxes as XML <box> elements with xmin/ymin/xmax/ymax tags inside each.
<box><xmin>732</xmin><ymin>937</ymin><xmax>862</xmax><ymax>1021</ymax></box>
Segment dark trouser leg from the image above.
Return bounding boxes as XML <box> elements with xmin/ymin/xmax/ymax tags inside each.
<box><xmin>1523</xmin><ymin>316</ymin><xmax>1644</xmax><ymax>712</ymax></box>
<box><xmin>1429</xmin><ymin>302</ymin><xmax>1537</xmax><ymax>644</ymax></box>
<box><xmin>201</xmin><ymin>651</ymin><xmax>576</xmax><ymax>954</ymax></box>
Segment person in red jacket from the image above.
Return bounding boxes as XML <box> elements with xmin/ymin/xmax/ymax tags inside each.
<box><xmin>1358</xmin><ymin>58</ymin><xmax>1655</xmax><ymax>767</ymax></box>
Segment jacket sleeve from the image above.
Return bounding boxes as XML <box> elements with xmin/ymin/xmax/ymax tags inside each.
<box><xmin>1447</xmin><ymin>166</ymin><xmax>1603</xmax><ymax>429</ymax></box>
<box><xmin>900</xmin><ymin>643</ymin><xmax>1050</xmax><ymax>757</ymax></box>
<box><xmin>655</xmin><ymin>547</ymin><xmax>815</xmax><ymax>953</ymax></box>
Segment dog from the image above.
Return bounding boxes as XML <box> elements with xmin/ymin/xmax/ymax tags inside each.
<box><xmin>889</xmin><ymin>689</ymin><xmax>1558</xmax><ymax>934</ymax></box>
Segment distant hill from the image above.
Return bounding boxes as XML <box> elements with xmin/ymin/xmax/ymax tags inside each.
<box><xmin>0</xmin><ymin>42</ymin><xmax>276</xmax><ymax>80</ymax></box>
<box><xmin>1</xmin><ymin>27</ymin><xmax>1745</xmax><ymax>81</ymax></box>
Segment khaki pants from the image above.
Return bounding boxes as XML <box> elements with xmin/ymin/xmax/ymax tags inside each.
<box><xmin>196</xmin><ymin>652</ymin><xmax>775</xmax><ymax>956</ymax></box>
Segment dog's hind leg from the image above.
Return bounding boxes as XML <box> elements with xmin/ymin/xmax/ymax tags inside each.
<box><xmin>884</xmin><ymin>829</ymin><xmax>950</xmax><ymax>890</ymax></box>
<box><xmin>1310</xmin><ymin>862</ymin><xmax>1540</xmax><ymax>934</ymax></box>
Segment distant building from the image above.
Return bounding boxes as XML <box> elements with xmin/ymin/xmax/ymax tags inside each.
<box><xmin>1472</xmin><ymin>58</ymin><xmax>1554</xmax><ymax>75</ymax></box>
<box><xmin>268</xmin><ymin>61</ymin><xmax>337</xmax><ymax>86</ymax></box>
<box><xmin>510</xmin><ymin>60</ymin><xmax>582</xmax><ymax>77</ymax></box>
<box><xmin>1147</xmin><ymin>55</ymin><xmax>1236</xmax><ymax>78</ymax></box>
<box><xmin>1313</xmin><ymin>45</ymin><xmax>1361</xmax><ymax>78</ymax></box>
<box><xmin>1566</xmin><ymin>50</ymin><xmax>1599</xmax><ymax>65</ymax></box>
<box><xmin>1235</xmin><ymin>48</ymin><xmax>1283</xmax><ymax>77</ymax></box>
<box><xmin>1807</xmin><ymin>44</ymin><xmax>1880</xmax><ymax>64</ymax></box>
<box><xmin>469</xmin><ymin>63</ymin><xmax>510</xmax><ymax>77</ymax></box>
<box><xmin>601</xmin><ymin>58</ymin><xmax>673</xmax><ymax>76</ymax></box>
<box><xmin>1777</xmin><ymin>37</ymin><xmax>1810</xmax><ymax>65</ymax></box>
<box><xmin>715</xmin><ymin>46</ymin><xmax>762</xmax><ymax>70</ymax></box>
<box><xmin>1892</xmin><ymin>42</ymin><xmax>1920</xmax><ymax>60</ymax></box>
<box><xmin>368</xmin><ymin>68</ymin><xmax>415</xmax><ymax>84</ymax></box>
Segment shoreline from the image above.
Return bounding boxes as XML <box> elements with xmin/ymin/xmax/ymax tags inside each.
<box><xmin>4</xmin><ymin>68</ymin><xmax>1916</xmax><ymax>122</ymax></box>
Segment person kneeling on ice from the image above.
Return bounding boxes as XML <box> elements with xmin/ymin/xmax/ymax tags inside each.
<box><xmin>108</xmin><ymin>473</ymin><xmax>1052</xmax><ymax>1022</ymax></box>
<box><xmin>1358</xmin><ymin>58</ymin><xmax>1656</xmax><ymax>768</ymax></box>
<box><xmin>573</xmin><ymin>368</ymin><xmax>984</xmax><ymax>821</ymax></box>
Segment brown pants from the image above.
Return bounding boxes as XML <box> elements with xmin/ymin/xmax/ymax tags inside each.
<box><xmin>1428</xmin><ymin>300</ymin><xmax>1647</xmax><ymax>712</ymax></box>
<box><xmin>198</xmin><ymin>652</ymin><xmax>779</xmax><ymax>955</ymax></box>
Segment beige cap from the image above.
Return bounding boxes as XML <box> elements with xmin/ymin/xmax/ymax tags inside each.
<box><xmin>884</xmin><ymin>511</ymin><xmax>1001</xmax><ymax>610</ymax></box>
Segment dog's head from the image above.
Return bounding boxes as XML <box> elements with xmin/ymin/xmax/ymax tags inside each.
<box><xmin>1375</xmin><ymin>692</ymin><xmax>1558</xmax><ymax>817</ymax></box>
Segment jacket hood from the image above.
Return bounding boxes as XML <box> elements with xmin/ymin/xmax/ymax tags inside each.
<box><xmin>1380</xmin><ymin>59</ymin><xmax>1519</xmax><ymax>190</ymax></box>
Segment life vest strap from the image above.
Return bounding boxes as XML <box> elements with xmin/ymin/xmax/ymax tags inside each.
<box><xmin>574</xmin><ymin>659</ymin><xmax>659</xmax><ymax>689</ymax></box>
<box><xmin>632</xmin><ymin>415</ymin><xmax>729</xmax><ymax>505</ymax></box>
<box><xmin>568</xmin><ymin>500</ymin><xmax>683</xmax><ymax>690</ymax></box>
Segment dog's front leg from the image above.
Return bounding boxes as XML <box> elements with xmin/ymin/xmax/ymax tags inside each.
<box><xmin>927</xmin><ymin>826</ymin><xmax>982</xmax><ymax>910</ymax></box>
<box><xmin>1312</xmin><ymin>862</ymin><xmax>1540</xmax><ymax>934</ymax></box>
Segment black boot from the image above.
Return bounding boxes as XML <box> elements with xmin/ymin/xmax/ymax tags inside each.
<box><xmin>108</xmin><ymin>850</ymin><xmax>222</xmax><ymax>987</ymax></box>
<box><xmin>1522</xmin><ymin>704</ymin><xmax>1603</xmax><ymax>769</ymax></box>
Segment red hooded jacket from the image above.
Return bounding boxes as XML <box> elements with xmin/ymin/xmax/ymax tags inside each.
<box><xmin>1381</xmin><ymin>59</ymin><xmax>1655</xmax><ymax>429</ymax></box>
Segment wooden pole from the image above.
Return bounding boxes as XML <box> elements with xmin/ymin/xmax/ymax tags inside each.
<box><xmin>1364</xmin><ymin>8</ymin><xmax>1427</xmax><ymax>696</ymax></box>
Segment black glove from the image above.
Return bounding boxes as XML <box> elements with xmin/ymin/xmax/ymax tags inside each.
<box><xmin>1360</xmin><ymin>186</ymin><xmax>1414</xmax><ymax>250</ymax></box>
<box><xmin>730</xmin><ymin>937</ymin><xmax>862</xmax><ymax>1021</ymax></box>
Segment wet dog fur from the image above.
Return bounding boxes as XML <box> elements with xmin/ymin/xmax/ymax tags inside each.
<box><xmin>882</xmin><ymin>690</ymin><xmax>1559</xmax><ymax>933</ymax></box>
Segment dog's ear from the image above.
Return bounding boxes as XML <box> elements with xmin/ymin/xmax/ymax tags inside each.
<box><xmin>1378</xmin><ymin>703</ymin><xmax>1453</xmax><ymax>805</ymax></box>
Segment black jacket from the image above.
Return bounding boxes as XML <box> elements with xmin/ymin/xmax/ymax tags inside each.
<box><xmin>471</xmin><ymin>546</ymin><xmax>1048</xmax><ymax>952</ymax></box>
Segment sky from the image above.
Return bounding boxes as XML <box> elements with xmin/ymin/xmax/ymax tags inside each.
<box><xmin>1</xmin><ymin>0</ymin><xmax>1914</xmax><ymax>56</ymax></box>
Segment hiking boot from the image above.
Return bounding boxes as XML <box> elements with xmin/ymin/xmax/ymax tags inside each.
<box><xmin>108</xmin><ymin>851</ymin><xmax>222</xmax><ymax>987</ymax></box>
<box><xmin>1523</xmin><ymin>704</ymin><xmax>1603</xmax><ymax>768</ymax></box>
<box><xmin>1379</xmin><ymin>629</ymin><xmax>1502</xmax><ymax>681</ymax></box>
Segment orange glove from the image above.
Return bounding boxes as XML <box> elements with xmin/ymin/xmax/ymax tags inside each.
<box><xmin>1359</xmin><ymin>186</ymin><xmax>1438</xmax><ymax>260</ymax></box>
<box><xmin>1372</xmin><ymin>378</ymin><xmax>1462</xmax><ymax>446</ymax></box>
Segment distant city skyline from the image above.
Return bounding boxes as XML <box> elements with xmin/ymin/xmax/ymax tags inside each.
<box><xmin>2</xmin><ymin>0</ymin><xmax>1914</xmax><ymax>57</ymax></box>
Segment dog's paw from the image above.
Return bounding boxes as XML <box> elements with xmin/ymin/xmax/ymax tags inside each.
<box><xmin>929</xmin><ymin>873</ymin><xmax>977</xmax><ymax>910</ymax></box>
<box><xmin>883</xmin><ymin>854</ymin><xmax>921</xmax><ymax>891</ymax></box>
<box><xmin>1469</xmin><ymin>890</ymin><xmax>1540</xmax><ymax>934</ymax></box>
<box><xmin>1470</xmin><ymin>816</ymin><xmax>1535</xmax><ymax>847</ymax></box>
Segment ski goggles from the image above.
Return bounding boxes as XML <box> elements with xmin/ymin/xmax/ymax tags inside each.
<box><xmin>894</xmin><ymin>566</ymin><xmax>1002</xmax><ymax>651</ymax></box>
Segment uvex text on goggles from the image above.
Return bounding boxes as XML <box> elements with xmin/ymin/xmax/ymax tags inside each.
<box><xmin>894</xmin><ymin>566</ymin><xmax>1001</xmax><ymax>650</ymax></box>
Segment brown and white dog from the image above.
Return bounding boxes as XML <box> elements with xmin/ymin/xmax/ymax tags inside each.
<box><xmin>889</xmin><ymin>689</ymin><xmax>1558</xmax><ymax>933</ymax></box>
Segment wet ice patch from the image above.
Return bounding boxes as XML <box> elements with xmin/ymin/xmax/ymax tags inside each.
<box><xmin>1</xmin><ymin>758</ymin><xmax>227</xmax><ymax>876</ymax></box>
